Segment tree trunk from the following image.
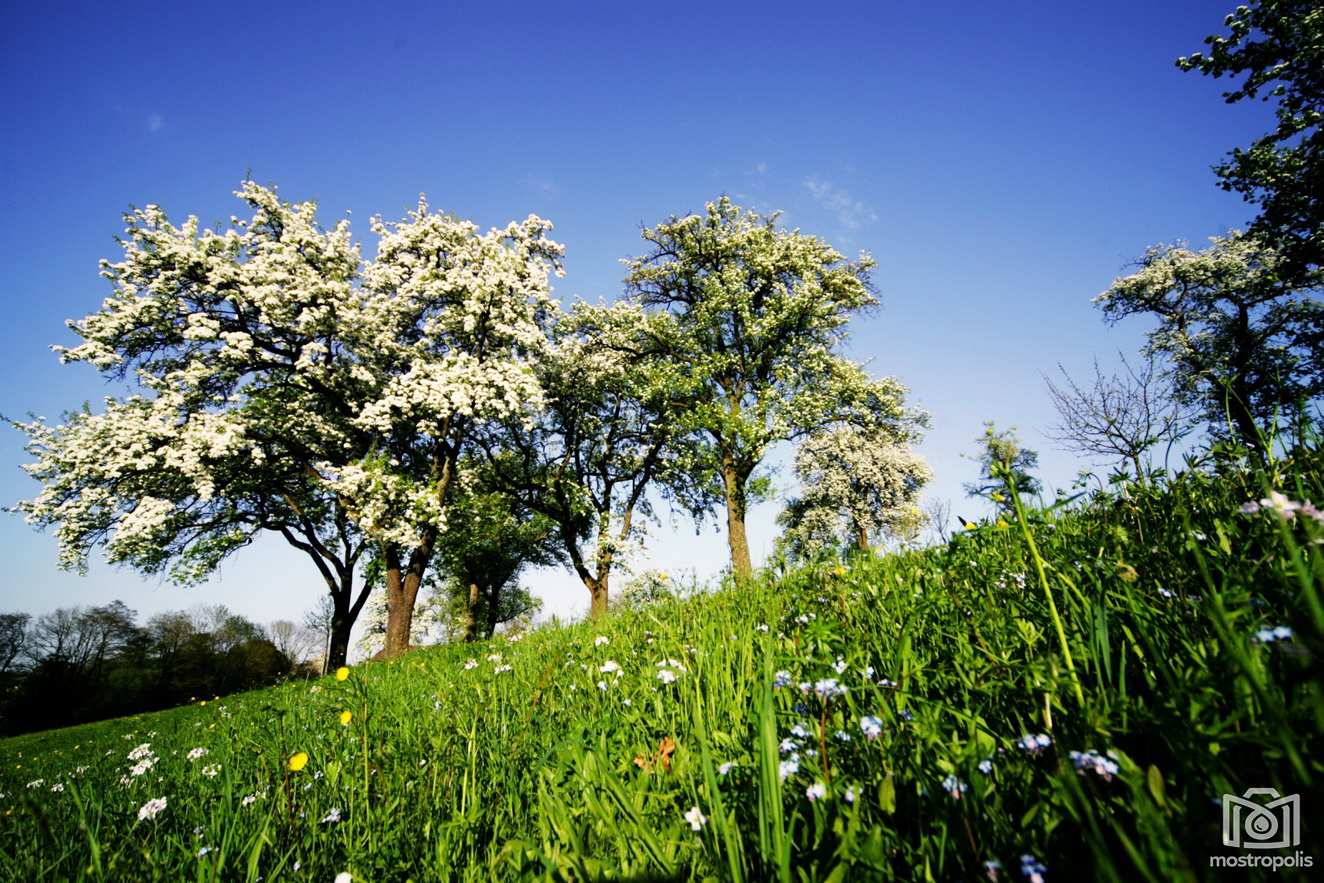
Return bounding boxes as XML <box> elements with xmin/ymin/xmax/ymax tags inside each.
<box><xmin>1230</xmin><ymin>303</ymin><xmax>1265</xmax><ymax>453</ymax></box>
<box><xmin>383</xmin><ymin>446</ymin><xmax>455</xmax><ymax>658</ymax></box>
<box><xmin>854</xmin><ymin>524</ymin><xmax>871</xmax><ymax>552</ymax></box>
<box><xmin>1230</xmin><ymin>391</ymin><xmax>1262</xmax><ymax>454</ymax></box>
<box><xmin>463</xmin><ymin>582</ymin><xmax>480</xmax><ymax>643</ymax></box>
<box><xmin>326</xmin><ymin>616</ymin><xmax>352</xmax><ymax>670</ymax></box>
<box><xmin>589</xmin><ymin>576</ymin><xmax>609</xmax><ymax>619</ymax></box>
<box><xmin>720</xmin><ymin>452</ymin><xmax>753</xmax><ymax>580</ymax></box>
<box><xmin>383</xmin><ymin>540</ymin><xmax>434</xmax><ymax>659</ymax></box>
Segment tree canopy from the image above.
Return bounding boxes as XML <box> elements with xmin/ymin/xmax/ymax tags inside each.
<box><xmin>1179</xmin><ymin>0</ymin><xmax>1324</xmax><ymax>278</ymax></box>
<box><xmin>622</xmin><ymin>196</ymin><xmax>901</xmax><ymax>579</ymax></box>
<box><xmin>1094</xmin><ymin>231</ymin><xmax>1324</xmax><ymax>448</ymax></box>
<box><xmin>780</xmin><ymin>421</ymin><xmax>932</xmax><ymax>557</ymax></box>
<box><xmin>483</xmin><ymin>301</ymin><xmax>711</xmax><ymax>616</ymax></box>
<box><xmin>12</xmin><ymin>182</ymin><xmax>565</xmax><ymax>664</ymax></box>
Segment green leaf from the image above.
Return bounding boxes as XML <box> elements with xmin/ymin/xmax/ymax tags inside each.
<box><xmin>879</xmin><ymin>773</ymin><xmax>896</xmax><ymax>815</ymax></box>
<box><xmin>1146</xmin><ymin>764</ymin><xmax>1166</xmax><ymax>809</ymax></box>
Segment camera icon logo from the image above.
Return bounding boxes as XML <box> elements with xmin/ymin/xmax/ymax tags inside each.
<box><xmin>1222</xmin><ymin>787</ymin><xmax>1301</xmax><ymax>849</ymax></box>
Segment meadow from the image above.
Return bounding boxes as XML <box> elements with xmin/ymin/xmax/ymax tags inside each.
<box><xmin>1</xmin><ymin>444</ymin><xmax>1320</xmax><ymax>882</ymax></box>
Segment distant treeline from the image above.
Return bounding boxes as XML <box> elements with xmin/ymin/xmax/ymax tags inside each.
<box><xmin>0</xmin><ymin>602</ymin><xmax>321</xmax><ymax>735</ymax></box>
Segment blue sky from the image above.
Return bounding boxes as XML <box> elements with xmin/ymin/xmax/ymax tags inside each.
<box><xmin>0</xmin><ymin>1</ymin><xmax>1271</xmax><ymax>639</ymax></box>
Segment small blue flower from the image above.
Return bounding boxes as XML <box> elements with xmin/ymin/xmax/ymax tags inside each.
<box><xmin>1016</xmin><ymin>733</ymin><xmax>1052</xmax><ymax>755</ymax></box>
<box><xmin>772</xmin><ymin>671</ymin><xmax>793</xmax><ymax>689</ymax></box>
<box><xmin>941</xmin><ymin>774</ymin><xmax>968</xmax><ymax>798</ymax></box>
<box><xmin>1254</xmin><ymin>625</ymin><xmax>1293</xmax><ymax>643</ymax></box>
<box><xmin>977</xmin><ymin>758</ymin><xmax>994</xmax><ymax>775</ymax></box>
<box><xmin>860</xmin><ymin>715</ymin><xmax>883</xmax><ymax>740</ymax></box>
<box><xmin>1019</xmin><ymin>853</ymin><xmax>1047</xmax><ymax>881</ymax></box>
<box><xmin>1068</xmin><ymin>749</ymin><xmax>1119</xmax><ymax>780</ymax></box>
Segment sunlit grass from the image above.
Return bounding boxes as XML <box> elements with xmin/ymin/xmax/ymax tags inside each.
<box><xmin>1</xmin><ymin>447</ymin><xmax>1320</xmax><ymax>880</ymax></box>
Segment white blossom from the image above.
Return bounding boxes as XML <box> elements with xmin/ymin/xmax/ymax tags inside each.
<box><xmin>137</xmin><ymin>797</ymin><xmax>167</xmax><ymax>821</ymax></box>
<box><xmin>16</xmin><ymin>182</ymin><xmax>565</xmax><ymax>650</ymax></box>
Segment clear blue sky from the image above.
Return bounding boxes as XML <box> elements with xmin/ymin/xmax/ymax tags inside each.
<box><xmin>0</xmin><ymin>1</ymin><xmax>1271</xmax><ymax>638</ymax></box>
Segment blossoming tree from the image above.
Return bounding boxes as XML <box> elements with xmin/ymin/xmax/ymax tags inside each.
<box><xmin>622</xmin><ymin>197</ymin><xmax>902</xmax><ymax>578</ymax></box>
<box><xmin>1095</xmin><ymin>231</ymin><xmax>1324</xmax><ymax>450</ymax></box>
<box><xmin>339</xmin><ymin>197</ymin><xmax>562</xmax><ymax>656</ymax></box>
<box><xmin>780</xmin><ymin>408</ymin><xmax>932</xmax><ymax>555</ymax></box>
<box><xmin>13</xmin><ymin>181</ymin><xmax>563</xmax><ymax>663</ymax></box>
<box><xmin>483</xmin><ymin>301</ymin><xmax>713</xmax><ymax>617</ymax></box>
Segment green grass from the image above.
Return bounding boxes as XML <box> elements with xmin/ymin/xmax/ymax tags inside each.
<box><xmin>1</xmin><ymin>448</ymin><xmax>1321</xmax><ymax>881</ymax></box>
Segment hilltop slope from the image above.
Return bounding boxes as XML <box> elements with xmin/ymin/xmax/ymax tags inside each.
<box><xmin>1</xmin><ymin>450</ymin><xmax>1321</xmax><ymax>881</ymax></box>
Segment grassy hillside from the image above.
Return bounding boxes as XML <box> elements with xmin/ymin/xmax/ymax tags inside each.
<box><xmin>1</xmin><ymin>449</ymin><xmax>1321</xmax><ymax>881</ymax></box>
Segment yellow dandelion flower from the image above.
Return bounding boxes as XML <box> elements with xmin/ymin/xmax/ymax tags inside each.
<box><xmin>995</xmin><ymin>518</ymin><xmax>1009</xmax><ymax>529</ymax></box>
<box><xmin>335</xmin><ymin>666</ymin><xmax>350</xmax><ymax>681</ymax></box>
<box><xmin>287</xmin><ymin>751</ymin><xmax>309</xmax><ymax>772</ymax></box>
<box><xmin>339</xmin><ymin>710</ymin><xmax>353</xmax><ymax>727</ymax></box>
<box><xmin>965</xmin><ymin>521</ymin><xmax>978</xmax><ymax>530</ymax></box>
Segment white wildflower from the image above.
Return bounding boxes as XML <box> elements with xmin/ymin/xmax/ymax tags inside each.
<box><xmin>137</xmin><ymin>797</ymin><xmax>167</xmax><ymax>821</ymax></box>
